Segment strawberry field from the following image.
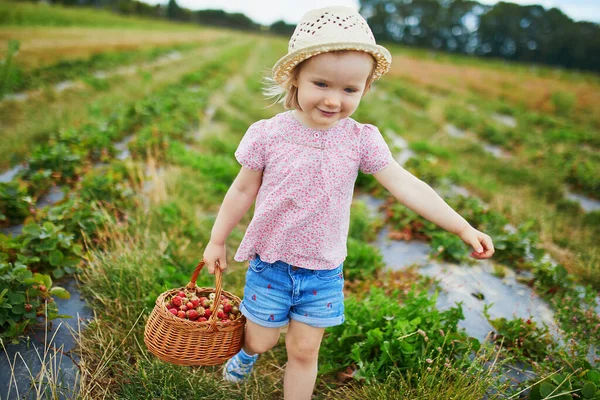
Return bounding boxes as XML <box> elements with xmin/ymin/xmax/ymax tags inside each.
<box><xmin>1</xmin><ymin>2</ymin><xmax>599</xmax><ymax>399</ymax></box>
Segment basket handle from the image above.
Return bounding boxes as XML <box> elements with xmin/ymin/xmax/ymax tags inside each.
<box><xmin>186</xmin><ymin>260</ymin><xmax>223</xmax><ymax>333</ymax></box>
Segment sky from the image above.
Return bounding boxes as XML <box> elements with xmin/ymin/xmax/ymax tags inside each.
<box><xmin>140</xmin><ymin>0</ymin><xmax>600</xmax><ymax>24</ymax></box>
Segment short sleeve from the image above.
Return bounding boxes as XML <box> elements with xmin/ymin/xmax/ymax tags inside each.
<box><xmin>234</xmin><ymin>121</ymin><xmax>266</xmax><ymax>171</ymax></box>
<box><xmin>359</xmin><ymin>124</ymin><xmax>394</xmax><ymax>174</ymax></box>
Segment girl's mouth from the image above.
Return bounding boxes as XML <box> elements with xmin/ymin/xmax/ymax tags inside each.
<box><xmin>319</xmin><ymin>109</ymin><xmax>337</xmax><ymax>117</ymax></box>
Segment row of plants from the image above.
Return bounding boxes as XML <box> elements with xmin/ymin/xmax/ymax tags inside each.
<box><xmin>3</xmin><ymin>40</ymin><xmax>209</xmax><ymax>95</ymax></box>
<box><xmin>0</xmin><ymin>43</ymin><xmax>252</xmax><ymax>342</ymax></box>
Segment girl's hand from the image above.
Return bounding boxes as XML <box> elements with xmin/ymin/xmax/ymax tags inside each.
<box><xmin>203</xmin><ymin>240</ymin><xmax>228</xmax><ymax>275</ymax></box>
<box><xmin>458</xmin><ymin>226</ymin><xmax>495</xmax><ymax>260</ymax></box>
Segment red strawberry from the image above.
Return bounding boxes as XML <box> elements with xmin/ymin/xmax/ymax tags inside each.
<box><xmin>186</xmin><ymin>301</ymin><xmax>194</xmax><ymax>309</ymax></box>
<box><xmin>169</xmin><ymin>308</ymin><xmax>178</xmax><ymax>316</ymax></box>
<box><xmin>177</xmin><ymin>310</ymin><xmax>186</xmax><ymax>319</ymax></box>
<box><xmin>180</xmin><ymin>305</ymin><xmax>188</xmax><ymax>312</ymax></box>
<box><xmin>199</xmin><ymin>296</ymin><xmax>208</xmax><ymax>302</ymax></box>
<box><xmin>204</xmin><ymin>309</ymin><xmax>212</xmax><ymax>317</ymax></box>
<box><xmin>201</xmin><ymin>299</ymin><xmax>210</xmax><ymax>308</ymax></box>
<box><xmin>217</xmin><ymin>310</ymin><xmax>225</xmax><ymax>319</ymax></box>
<box><xmin>221</xmin><ymin>319</ymin><xmax>229</xmax><ymax>323</ymax></box>
<box><xmin>177</xmin><ymin>291</ymin><xmax>186</xmax><ymax>298</ymax></box>
<box><xmin>198</xmin><ymin>317</ymin><xmax>207</xmax><ymax>322</ymax></box>
<box><xmin>223</xmin><ymin>304</ymin><xmax>232</xmax><ymax>313</ymax></box>
<box><xmin>166</xmin><ymin>303</ymin><xmax>175</xmax><ymax>310</ymax></box>
<box><xmin>172</xmin><ymin>296</ymin><xmax>183</xmax><ymax>307</ymax></box>
<box><xmin>187</xmin><ymin>310</ymin><xmax>199</xmax><ymax>320</ymax></box>
<box><xmin>190</xmin><ymin>297</ymin><xmax>200</xmax><ymax>307</ymax></box>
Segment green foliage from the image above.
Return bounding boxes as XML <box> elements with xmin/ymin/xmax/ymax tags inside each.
<box><xmin>389</xmin><ymin>80</ymin><xmax>431</xmax><ymax>108</ymax></box>
<box><xmin>404</xmin><ymin>156</ymin><xmax>446</xmax><ymax>186</ymax></box>
<box><xmin>16</xmin><ymin>222</ymin><xmax>83</xmax><ymax>279</ymax></box>
<box><xmin>529</xmin><ymin>364</ymin><xmax>600</xmax><ymax>400</ymax></box>
<box><xmin>320</xmin><ymin>287</ymin><xmax>473</xmax><ymax>383</ymax></box>
<box><xmin>344</xmin><ymin>237</ymin><xmax>385</xmax><ymax>282</ymax></box>
<box><xmin>444</xmin><ymin>104</ymin><xmax>482</xmax><ymax>131</ymax></box>
<box><xmin>409</xmin><ymin>141</ymin><xmax>454</xmax><ymax>160</ymax></box>
<box><xmin>551</xmin><ymin>91</ymin><xmax>576</xmax><ymax>117</ymax></box>
<box><xmin>0</xmin><ymin>261</ymin><xmax>69</xmax><ymax>342</ymax></box>
<box><xmin>10</xmin><ymin>42</ymin><xmax>200</xmax><ymax>93</ymax></box>
<box><xmin>349</xmin><ymin>200</ymin><xmax>381</xmax><ymax>242</ymax></box>
<box><xmin>20</xmin><ymin>143</ymin><xmax>84</xmax><ymax>185</ymax></box>
<box><xmin>0</xmin><ymin>181</ymin><xmax>33</xmax><ymax>226</ymax></box>
<box><xmin>36</xmin><ymin>197</ymin><xmax>110</xmax><ymax>243</ymax></box>
<box><xmin>167</xmin><ymin>141</ymin><xmax>238</xmax><ymax>199</ymax></box>
<box><xmin>484</xmin><ymin>309</ymin><xmax>557</xmax><ymax>361</ymax></box>
<box><xmin>430</xmin><ymin>231</ymin><xmax>469</xmax><ymax>263</ymax></box>
<box><xmin>0</xmin><ymin>39</ymin><xmax>20</xmax><ymax>99</ymax></box>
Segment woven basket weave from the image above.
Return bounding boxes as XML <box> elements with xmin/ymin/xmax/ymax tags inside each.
<box><xmin>144</xmin><ymin>260</ymin><xmax>246</xmax><ymax>366</ymax></box>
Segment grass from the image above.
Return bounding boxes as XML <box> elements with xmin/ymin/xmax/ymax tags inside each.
<box><xmin>0</xmin><ymin>1</ymin><xmax>203</xmax><ymax>30</ymax></box>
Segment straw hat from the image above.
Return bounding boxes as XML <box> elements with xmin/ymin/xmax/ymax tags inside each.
<box><xmin>272</xmin><ymin>6</ymin><xmax>392</xmax><ymax>85</ymax></box>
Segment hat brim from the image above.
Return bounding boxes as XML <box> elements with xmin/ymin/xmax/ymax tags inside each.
<box><xmin>272</xmin><ymin>42</ymin><xmax>392</xmax><ymax>85</ymax></box>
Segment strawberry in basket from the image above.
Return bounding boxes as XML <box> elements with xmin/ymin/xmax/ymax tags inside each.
<box><xmin>165</xmin><ymin>290</ymin><xmax>242</xmax><ymax>323</ymax></box>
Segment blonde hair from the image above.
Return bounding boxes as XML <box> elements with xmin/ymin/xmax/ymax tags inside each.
<box><xmin>263</xmin><ymin>51</ymin><xmax>377</xmax><ymax>110</ymax></box>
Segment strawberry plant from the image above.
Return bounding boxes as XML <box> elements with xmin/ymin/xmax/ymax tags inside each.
<box><xmin>483</xmin><ymin>308</ymin><xmax>557</xmax><ymax>362</ymax></box>
<box><xmin>345</xmin><ymin>237</ymin><xmax>386</xmax><ymax>282</ymax></box>
<box><xmin>319</xmin><ymin>287</ymin><xmax>474</xmax><ymax>382</ymax></box>
<box><xmin>431</xmin><ymin>231</ymin><xmax>470</xmax><ymax>263</ymax></box>
<box><xmin>0</xmin><ymin>260</ymin><xmax>70</xmax><ymax>342</ymax></box>
<box><xmin>16</xmin><ymin>222</ymin><xmax>83</xmax><ymax>278</ymax></box>
<box><xmin>529</xmin><ymin>364</ymin><xmax>600</xmax><ymax>400</ymax></box>
<box><xmin>36</xmin><ymin>197</ymin><xmax>109</xmax><ymax>243</ymax></box>
<box><xmin>19</xmin><ymin>143</ymin><xmax>84</xmax><ymax>186</ymax></box>
<box><xmin>0</xmin><ymin>181</ymin><xmax>33</xmax><ymax>227</ymax></box>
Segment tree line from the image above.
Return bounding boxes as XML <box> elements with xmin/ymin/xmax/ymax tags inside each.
<box><xmin>16</xmin><ymin>0</ymin><xmax>600</xmax><ymax>72</ymax></box>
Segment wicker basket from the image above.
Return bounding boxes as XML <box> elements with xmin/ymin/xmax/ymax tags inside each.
<box><xmin>144</xmin><ymin>260</ymin><xmax>246</xmax><ymax>366</ymax></box>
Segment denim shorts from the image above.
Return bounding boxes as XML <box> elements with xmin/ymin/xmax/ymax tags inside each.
<box><xmin>239</xmin><ymin>254</ymin><xmax>345</xmax><ymax>329</ymax></box>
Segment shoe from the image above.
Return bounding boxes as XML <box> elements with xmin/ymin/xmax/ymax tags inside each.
<box><xmin>222</xmin><ymin>348</ymin><xmax>259</xmax><ymax>383</ymax></box>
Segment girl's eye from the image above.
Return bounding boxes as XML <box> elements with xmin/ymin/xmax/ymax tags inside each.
<box><xmin>314</xmin><ymin>82</ymin><xmax>327</xmax><ymax>87</ymax></box>
<box><xmin>344</xmin><ymin>88</ymin><xmax>358</xmax><ymax>93</ymax></box>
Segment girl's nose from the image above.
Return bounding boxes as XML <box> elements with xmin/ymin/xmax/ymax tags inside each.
<box><xmin>324</xmin><ymin>95</ymin><xmax>340</xmax><ymax>109</ymax></box>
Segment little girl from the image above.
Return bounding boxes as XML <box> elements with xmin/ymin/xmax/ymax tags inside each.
<box><xmin>202</xmin><ymin>5</ymin><xmax>494</xmax><ymax>399</ymax></box>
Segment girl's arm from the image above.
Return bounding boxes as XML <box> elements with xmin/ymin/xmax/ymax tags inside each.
<box><xmin>373</xmin><ymin>161</ymin><xmax>494</xmax><ymax>259</ymax></box>
<box><xmin>203</xmin><ymin>166</ymin><xmax>264</xmax><ymax>274</ymax></box>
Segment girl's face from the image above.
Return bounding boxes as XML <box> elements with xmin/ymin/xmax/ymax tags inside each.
<box><xmin>292</xmin><ymin>51</ymin><xmax>374</xmax><ymax>130</ymax></box>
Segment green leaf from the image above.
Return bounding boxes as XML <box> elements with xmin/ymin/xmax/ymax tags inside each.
<box><xmin>582</xmin><ymin>382</ymin><xmax>597</xmax><ymax>398</ymax></box>
<box><xmin>48</xmin><ymin>249</ymin><xmax>64</xmax><ymax>267</ymax></box>
<box><xmin>10</xmin><ymin>303</ymin><xmax>24</xmax><ymax>315</ymax></box>
<box><xmin>33</xmin><ymin>273</ymin><xmax>52</xmax><ymax>289</ymax></box>
<box><xmin>540</xmin><ymin>382</ymin><xmax>554</xmax><ymax>398</ymax></box>
<box><xmin>587</xmin><ymin>370</ymin><xmax>600</xmax><ymax>384</ymax></box>
<box><xmin>8</xmin><ymin>292</ymin><xmax>25</xmax><ymax>304</ymax></box>
<box><xmin>49</xmin><ymin>286</ymin><xmax>70</xmax><ymax>299</ymax></box>
<box><xmin>22</xmin><ymin>224</ymin><xmax>41</xmax><ymax>237</ymax></box>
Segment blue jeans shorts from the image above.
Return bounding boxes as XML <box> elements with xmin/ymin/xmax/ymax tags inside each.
<box><xmin>239</xmin><ymin>254</ymin><xmax>345</xmax><ymax>329</ymax></box>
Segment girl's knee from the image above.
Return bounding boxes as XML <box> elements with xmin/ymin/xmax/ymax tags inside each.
<box><xmin>244</xmin><ymin>338</ymin><xmax>278</xmax><ymax>355</ymax></box>
<box><xmin>285</xmin><ymin>325</ymin><xmax>323</xmax><ymax>363</ymax></box>
<box><xmin>244</xmin><ymin>320</ymin><xmax>281</xmax><ymax>354</ymax></box>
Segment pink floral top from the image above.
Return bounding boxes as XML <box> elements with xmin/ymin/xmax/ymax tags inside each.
<box><xmin>233</xmin><ymin>110</ymin><xmax>394</xmax><ymax>270</ymax></box>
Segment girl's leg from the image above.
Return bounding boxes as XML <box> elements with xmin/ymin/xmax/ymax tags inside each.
<box><xmin>243</xmin><ymin>318</ymin><xmax>282</xmax><ymax>355</ymax></box>
<box><xmin>283</xmin><ymin>319</ymin><xmax>326</xmax><ymax>400</ymax></box>
<box><xmin>223</xmin><ymin>319</ymin><xmax>281</xmax><ymax>382</ymax></box>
